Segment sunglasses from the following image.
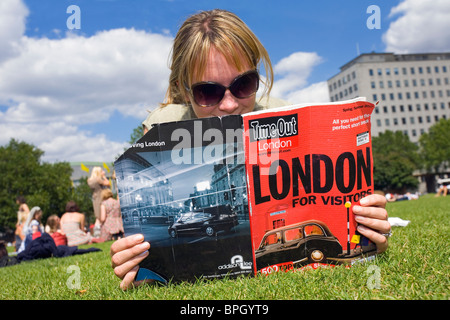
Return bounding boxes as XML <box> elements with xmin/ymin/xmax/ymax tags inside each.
<box><xmin>186</xmin><ymin>70</ymin><xmax>259</xmax><ymax>107</ymax></box>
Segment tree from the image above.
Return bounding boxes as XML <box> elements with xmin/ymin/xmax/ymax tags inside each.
<box><xmin>129</xmin><ymin>123</ymin><xmax>144</xmax><ymax>144</ymax></box>
<box><xmin>0</xmin><ymin>139</ymin><xmax>73</xmax><ymax>229</ymax></box>
<box><xmin>372</xmin><ymin>131</ymin><xmax>421</xmax><ymax>192</ymax></box>
<box><xmin>419</xmin><ymin>118</ymin><xmax>450</xmax><ymax>172</ymax></box>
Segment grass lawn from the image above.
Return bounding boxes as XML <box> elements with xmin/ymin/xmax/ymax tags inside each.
<box><xmin>0</xmin><ymin>194</ymin><xmax>448</xmax><ymax>300</ymax></box>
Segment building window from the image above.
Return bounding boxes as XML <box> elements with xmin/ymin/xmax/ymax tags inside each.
<box><xmin>377</xmin><ymin>68</ymin><xmax>382</xmax><ymax>75</ymax></box>
<box><xmin>369</xmin><ymin>69</ymin><xmax>374</xmax><ymax>76</ymax></box>
<box><xmin>385</xmin><ymin>119</ymin><xmax>390</xmax><ymax>126</ymax></box>
<box><xmin>391</xmin><ymin>105</ymin><xmax>396</xmax><ymax>113</ymax></box>
<box><xmin>376</xmin><ymin>119</ymin><xmax>381</xmax><ymax>127</ymax></box>
<box><xmin>402</xmin><ymin>117</ymin><xmax>406</xmax><ymax>124</ymax></box>
<box><xmin>418</xmin><ymin>116</ymin><xmax>423</xmax><ymax>123</ymax></box>
<box><xmin>410</xmin><ymin>67</ymin><xmax>415</xmax><ymax>74</ymax></box>
<box><xmin>386</xmin><ymin>68</ymin><xmax>391</xmax><ymax>75</ymax></box>
<box><xmin>418</xmin><ymin>67</ymin><xmax>423</xmax><ymax>74</ymax></box>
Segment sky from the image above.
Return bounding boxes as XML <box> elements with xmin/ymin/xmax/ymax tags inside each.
<box><xmin>1</xmin><ymin>0</ymin><xmax>450</xmax><ymax>163</ymax></box>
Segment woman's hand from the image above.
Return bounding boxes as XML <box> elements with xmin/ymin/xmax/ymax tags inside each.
<box><xmin>352</xmin><ymin>194</ymin><xmax>391</xmax><ymax>253</ymax></box>
<box><xmin>110</xmin><ymin>234</ymin><xmax>151</xmax><ymax>290</ymax></box>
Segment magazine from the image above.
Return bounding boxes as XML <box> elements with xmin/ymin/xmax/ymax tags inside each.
<box><xmin>114</xmin><ymin>97</ymin><xmax>377</xmax><ymax>284</ymax></box>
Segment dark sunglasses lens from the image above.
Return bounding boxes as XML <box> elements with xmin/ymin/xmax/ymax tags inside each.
<box><xmin>230</xmin><ymin>72</ymin><xmax>259</xmax><ymax>98</ymax></box>
<box><xmin>193</xmin><ymin>83</ymin><xmax>225</xmax><ymax>106</ymax></box>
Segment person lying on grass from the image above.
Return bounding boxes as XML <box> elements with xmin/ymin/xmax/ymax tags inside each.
<box><xmin>110</xmin><ymin>9</ymin><xmax>391</xmax><ymax>290</ymax></box>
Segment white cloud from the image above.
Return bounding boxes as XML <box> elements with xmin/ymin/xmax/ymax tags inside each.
<box><xmin>383</xmin><ymin>0</ymin><xmax>450</xmax><ymax>53</ymax></box>
<box><xmin>0</xmin><ymin>0</ymin><xmax>173</xmax><ymax>163</ymax></box>
<box><xmin>271</xmin><ymin>51</ymin><xmax>329</xmax><ymax>104</ymax></box>
<box><xmin>0</xmin><ymin>0</ymin><xmax>28</xmax><ymax>62</ymax></box>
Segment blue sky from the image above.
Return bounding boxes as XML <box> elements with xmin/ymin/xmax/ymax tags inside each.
<box><xmin>1</xmin><ymin>0</ymin><xmax>450</xmax><ymax>163</ymax></box>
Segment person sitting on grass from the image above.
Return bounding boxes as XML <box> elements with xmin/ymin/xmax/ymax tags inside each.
<box><xmin>61</xmin><ymin>201</ymin><xmax>103</xmax><ymax>247</ymax></box>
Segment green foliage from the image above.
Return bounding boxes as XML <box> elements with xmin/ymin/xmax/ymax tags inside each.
<box><xmin>71</xmin><ymin>177</ymin><xmax>95</xmax><ymax>224</ymax></box>
<box><xmin>0</xmin><ymin>139</ymin><xmax>92</xmax><ymax>229</ymax></box>
<box><xmin>129</xmin><ymin>123</ymin><xmax>144</xmax><ymax>144</ymax></box>
<box><xmin>372</xmin><ymin>131</ymin><xmax>421</xmax><ymax>192</ymax></box>
<box><xmin>419</xmin><ymin>118</ymin><xmax>450</xmax><ymax>172</ymax></box>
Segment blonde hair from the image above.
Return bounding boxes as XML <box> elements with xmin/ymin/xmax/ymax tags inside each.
<box><xmin>101</xmin><ymin>188</ymin><xmax>114</xmax><ymax>201</ymax></box>
<box><xmin>90</xmin><ymin>166</ymin><xmax>103</xmax><ymax>179</ymax></box>
<box><xmin>163</xmin><ymin>9</ymin><xmax>273</xmax><ymax>106</ymax></box>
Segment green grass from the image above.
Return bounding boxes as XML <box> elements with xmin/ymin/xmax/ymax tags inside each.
<box><xmin>1</xmin><ymin>194</ymin><xmax>448</xmax><ymax>300</ymax></box>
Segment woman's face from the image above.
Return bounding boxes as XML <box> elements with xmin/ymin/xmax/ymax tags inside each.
<box><xmin>188</xmin><ymin>47</ymin><xmax>257</xmax><ymax>118</ymax></box>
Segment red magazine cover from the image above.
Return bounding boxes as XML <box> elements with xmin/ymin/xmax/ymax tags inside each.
<box><xmin>242</xmin><ymin>97</ymin><xmax>377</xmax><ymax>275</ymax></box>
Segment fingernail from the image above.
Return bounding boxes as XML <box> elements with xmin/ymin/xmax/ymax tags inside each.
<box><xmin>360</xmin><ymin>197</ymin><xmax>368</xmax><ymax>205</ymax></box>
<box><xmin>138</xmin><ymin>241</ymin><xmax>150</xmax><ymax>250</ymax></box>
<box><xmin>357</xmin><ymin>225</ymin><xmax>367</xmax><ymax>232</ymax></box>
<box><xmin>133</xmin><ymin>234</ymin><xmax>144</xmax><ymax>242</ymax></box>
<box><xmin>355</xmin><ymin>215</ymin><xmax>365</xmax><ymax>222</ymax></box>
<box><xmin>137</xmin><ymin>250</ymin><xmax>149</xmax><ymax>258</ymax></box>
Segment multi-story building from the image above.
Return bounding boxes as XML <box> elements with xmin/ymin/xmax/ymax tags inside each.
<box><xmin>327</xmin><ymin>52</ymin><xmax>450</xmax><ymax>143</ymax></box>
<box><xmin>327</xmin><ymin>52</ymin><xmax>450</xmax><ymax>193</ymax></box>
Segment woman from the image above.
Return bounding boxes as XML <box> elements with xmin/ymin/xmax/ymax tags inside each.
<box><xmin>87</xmin><ymin>167</ymin><xmax>111</xmax><ymax>235</ymax></box>
<box><xmin>17</xmin><ymin>206</ymin><xmax>44</xmax><ymax>253</ymax></box>
<box><xmin>14</xmin><ymin>196</ymin><xmax>30</xmax><ymax>251</ymax></box>
<box><xmin>111</xmin><ymin>9</ymin><xmax>391</xmax><ymax>290</ymax></box>
<box><xmin>61</xmin><ymin>201</ymin><xmax>102</xmax><ymax>247</ymax></box>
<box><xmin>99</xmin><ymin>188</ymin><xmax>124</xmax><ymax>241</ymax></box>
<box><xmin>46</xmin><ymin>214</ymin><xmax>67</xmax><ymax>246</ymax></box>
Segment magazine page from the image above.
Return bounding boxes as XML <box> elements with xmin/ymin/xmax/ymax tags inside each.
<box><xmin>115</xmin><ymin>116</ymin><xmax>253</xmax><ymax>283</ymax></box>
<box><xmin>242</xmin><ymin>98</ymin><xmax>376</xmax><ymax>275</ymax></box>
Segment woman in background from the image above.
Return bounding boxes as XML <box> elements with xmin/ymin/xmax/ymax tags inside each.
<box><xmin>87</xmin><ymin>167</ymin><xmax>111</xmax><ymax>236</ymax></box>
<box><xmin>99</xmin><ymin>188</ymin><xmax>124</xmax><ymax>241</ymax></box>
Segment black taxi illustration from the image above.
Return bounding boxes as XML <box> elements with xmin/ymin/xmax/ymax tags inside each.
<box><xmin>255</xmin><ymin>220</ymin><xmax>343</xmax><ymax>268</ymax></box>
<box><xmin>168</xmin><ymin>205</ymin><xmax>238</xmax><ymax>238</ymax></box>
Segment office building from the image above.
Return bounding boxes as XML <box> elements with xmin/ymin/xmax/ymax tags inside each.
<box><xmin>328</xmin><ymin>52</ymin><xmax>450</xmax><ymax>143</ymax></box>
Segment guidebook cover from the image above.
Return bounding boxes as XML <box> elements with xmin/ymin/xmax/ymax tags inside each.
<box><xmin>114</xmin><ymin>97</ymin><xmax>377</xmax><ymax>283</ymax></box>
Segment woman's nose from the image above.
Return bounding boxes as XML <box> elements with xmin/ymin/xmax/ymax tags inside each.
<box><xmin>217</xmin><ymin>90</ymin><xmax>239</xmax><ymax>113</ymax></box>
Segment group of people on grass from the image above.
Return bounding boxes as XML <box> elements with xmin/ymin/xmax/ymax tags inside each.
<box><xmin>14</xmin><ymin>166</ymin><xmax>123</xmax><ymax>254</ymax></box>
